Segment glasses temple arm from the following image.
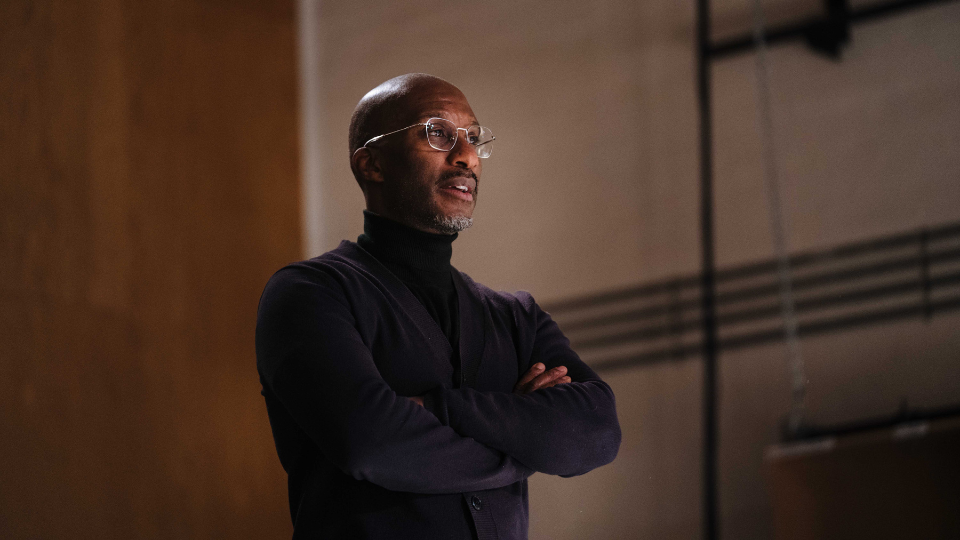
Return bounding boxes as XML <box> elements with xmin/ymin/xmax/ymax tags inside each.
<box><xmin>362</xmin><ymin>122</ymin><xmax>427</xmax><ymax>148</ymax></box>
<box><xmin>474</xmin><ymin>136</ymin><xmax>496</xmax><ymax>147</ymax></box>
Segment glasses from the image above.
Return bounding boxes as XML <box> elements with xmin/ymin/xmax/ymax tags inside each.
<box><xmin>362</xmin><ymin>117</ymin><xmax>496</xmax><ymax>158</ymax></box>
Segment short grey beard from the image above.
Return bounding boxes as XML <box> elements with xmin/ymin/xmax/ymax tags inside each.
<box><xmin>430</xmin><ymin>214</ymin><xmax>473</xmax><ymax>234</ymax></box>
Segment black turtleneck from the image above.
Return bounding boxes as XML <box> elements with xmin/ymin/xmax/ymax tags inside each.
<box><xmin>357</xmin><ymin>212</ymin><xmax>461</xmax><ymax>378</ymax></box>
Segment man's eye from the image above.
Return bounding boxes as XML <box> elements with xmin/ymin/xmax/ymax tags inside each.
<box><xmin>466</xmin><ymin>128</ymin><xmax>483</xmax><ymax>144</ymax></box>
<box><xmin>428</xmin><ymin>128</ymin><xmax>454</xmax><ymax>140</ymax></box>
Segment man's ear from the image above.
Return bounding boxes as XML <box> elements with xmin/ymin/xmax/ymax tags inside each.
<box><xmin>351</xmin><ymin>147</ymin><xmax>385</xmax><ymax>185</ymax></box>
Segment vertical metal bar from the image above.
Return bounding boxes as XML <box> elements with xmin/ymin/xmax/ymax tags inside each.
<box><xmin>696</xmin><ymin>0</ymin><xmax>720</xmax><ymax>538</ymax></box>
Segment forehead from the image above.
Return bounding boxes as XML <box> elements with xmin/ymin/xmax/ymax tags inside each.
<box><xmin>400</xmin><ymin>84</ymin><xmax>479</xmax><ymax>124</ymax></box>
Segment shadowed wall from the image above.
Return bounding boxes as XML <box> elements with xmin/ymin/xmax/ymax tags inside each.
<box><xmin>0</xmin><ymin>1</ymin><xmax>298</xmax><ymax>537</ymax></box>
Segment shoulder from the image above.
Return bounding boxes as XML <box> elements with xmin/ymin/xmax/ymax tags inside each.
<box><xmin>260</xmin><ymin>241</ymin><xmax>386</xmax><ymax>306</ymax></box>
<box><xmin>265</xmin><ymin>241</ymin><xmax>373</xmax><ymax>287</ymax></box>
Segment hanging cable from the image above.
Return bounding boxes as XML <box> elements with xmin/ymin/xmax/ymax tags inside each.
<box><xmin>750</xmin><ymin>0</ymin><xmax>808</xmax><ymax>436</ymax></box>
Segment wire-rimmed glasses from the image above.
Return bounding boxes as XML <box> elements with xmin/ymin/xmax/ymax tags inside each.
<box><xmin>362</xmin><ymin>117</ymin><xmax>496</xmax><ymax>158</ymax></box>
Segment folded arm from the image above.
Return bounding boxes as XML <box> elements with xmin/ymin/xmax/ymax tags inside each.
<box><xmin>423</xmin><ymin>294</ymin><xmax>622</xmax><ymax>477</ymax></box>
<box><xmin>256</xmin><ymin>267</ymin><xmax>533</xmax><ymax>494</ymax></box>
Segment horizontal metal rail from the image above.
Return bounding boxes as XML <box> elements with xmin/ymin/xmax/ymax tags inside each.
<box><xmin>546</xmin><ymin>221</ymin><xmax>960</xmax><ymax>313</ymax></box>
<box><xmin>787</xmin><ymin>402</ymin><xmax>960</xmax><ymax>441</ymax></box>
<box><xmin>545</xmin><ymin>222</ymin><xmax>960</xmax><ymax>373</ymax></box>
<box><xmin>587</xmin><ymin>294</ymin><xmax>960</xmax><ymax>373</ymax></box>
<box><xmin>559</xmin><ymin>249</ymin><xmax>960</xmax><ymax>334</ymax></box>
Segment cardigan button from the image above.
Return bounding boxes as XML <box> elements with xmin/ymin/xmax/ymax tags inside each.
<box><xmin>470</xmin><ymin>495</ymin><xmax>482</xmax><ymax>511</ymax></box>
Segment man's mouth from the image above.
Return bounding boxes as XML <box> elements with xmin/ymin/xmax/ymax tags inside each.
<box><xmin>438</xmin><ymin>175</ymin><xmax>477</xmax><ymax>202</ymax></box>
<box><xmin>441</xmin><ymin>185</ymin><xmax>473</xmax><ymax>202</ymax></box>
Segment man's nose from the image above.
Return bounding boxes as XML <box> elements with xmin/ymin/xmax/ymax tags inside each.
<box><xmin>447</xmin><ymin>131</ymin><xmax>480</xmax><ymax>169</ymax></box>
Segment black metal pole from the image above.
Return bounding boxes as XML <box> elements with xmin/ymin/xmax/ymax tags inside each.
<box><xmin>696</xmin><ymin>0</ymin><xmax>720</xmax><ymax>538</ymax></box>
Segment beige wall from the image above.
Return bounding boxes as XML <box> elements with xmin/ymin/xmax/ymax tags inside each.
<box><xmin>309</xmin><ymin>1</ymin><xmax>960</xmax><ymax>539</ymax></box>
<box><xmin>1</xmin><ymin>1</ymin><xmax>299</xmax><ymax>538</ymax></box>
<box><xmin>712</xmin><ymin>8</ymin><xmax>960</xmax><ymax>538</ymax></box>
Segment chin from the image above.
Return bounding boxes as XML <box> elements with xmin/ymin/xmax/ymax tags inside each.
<box><xmin>430</xmin><ymin>214</ymin><xmax>473</xmax><ymax>234</ymax></box>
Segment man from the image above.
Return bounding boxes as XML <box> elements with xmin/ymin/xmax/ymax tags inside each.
<box><xmin>256</xmin><ymin>73</ymin><xmax>620</xmax><ymax>540</ymax></box>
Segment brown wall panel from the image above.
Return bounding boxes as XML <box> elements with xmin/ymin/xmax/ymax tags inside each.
<box><xmin>1</xmin><ymin>1</ymin><xmax>299</xmax><ymax>538</ymax></box>
<box><xmin>766</xmin><ymin>417</ymin><xmax>960</xmax><ymax>540</ymax></box>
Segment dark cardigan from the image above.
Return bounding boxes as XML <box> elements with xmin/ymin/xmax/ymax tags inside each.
<box><xmin>256</xmin><ymin>240</ymin><xmax>621</xmax><ymax>539</ymax></box>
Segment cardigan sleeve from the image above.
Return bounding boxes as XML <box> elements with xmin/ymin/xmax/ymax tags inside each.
<box><xmin>423</xmin><ymin>293</ymin><xmax>621</xmax><ymax>477</ymax></box>
<box><xmin>256</xmin><ymin>266</ymin><xmax>533</xmax><ymax>494</ymax></box>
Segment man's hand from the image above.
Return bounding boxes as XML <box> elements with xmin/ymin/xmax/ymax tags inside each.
<box><xmin>513</xmin><ymin>363</ymin><xmax>570</xmax><ymax>395</ymax></box>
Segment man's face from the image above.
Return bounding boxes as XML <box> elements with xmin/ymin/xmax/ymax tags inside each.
<box><xmin>377</xmin><ymin>83</ymin><xmax>482</xmax><ymax>235</ymax></box>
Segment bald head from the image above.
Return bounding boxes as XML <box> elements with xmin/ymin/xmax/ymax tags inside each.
<box><xmin>348</xmin><ymin>73</ymin><xmax>464</xmax><ymax>158</ymax></box>
<box><xmin>347</xmin><ymin>73</ymin><xmax>482</xmax><ymax>234</ymax></box>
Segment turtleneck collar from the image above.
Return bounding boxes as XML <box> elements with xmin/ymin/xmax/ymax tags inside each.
<box><xmin>357</xmin><ymin>211</ymin><xmax>456</xmax><ymax>274</ymax></box>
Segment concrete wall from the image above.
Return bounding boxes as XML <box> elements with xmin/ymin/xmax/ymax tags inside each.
<box><xmin>0</xmin><ymin>1</ymin><xmax>299</xmax><ymax>538</ymax></box>
<box><xmin>307</xmin><ymin>1</ymin><xmax>960</xmax><ymax>539</ymax></box>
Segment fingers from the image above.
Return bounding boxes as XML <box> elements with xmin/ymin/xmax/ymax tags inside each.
<box><xmin>528</xmin><ymin>366</ymin><xmax>567</xmax><ymax>392</ymax></box>
<box><xmin>514</xmin><ymin>364</ymin><xmax>569</xmax><ymax>394</ymax></box>
<box><xmin>539</xmin><ymin>375</ymin><xmax>572</xmax><ymax>390</ymax></box>
<box><xmin>514</xmin><ymin>362</ymin><xmax>546</xmax><ymax>392</ymax></box>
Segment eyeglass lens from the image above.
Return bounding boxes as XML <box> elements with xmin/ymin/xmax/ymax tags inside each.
<box><xmin>424</xmin><ymin>118</ymin><xmax>494</xmax><ymax>158</ymax></box>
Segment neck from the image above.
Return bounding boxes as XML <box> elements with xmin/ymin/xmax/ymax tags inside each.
<box><xmin>357</xmin><ymin>210</ymin><xmax>456</xmax><ymax>273</ymax></box>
